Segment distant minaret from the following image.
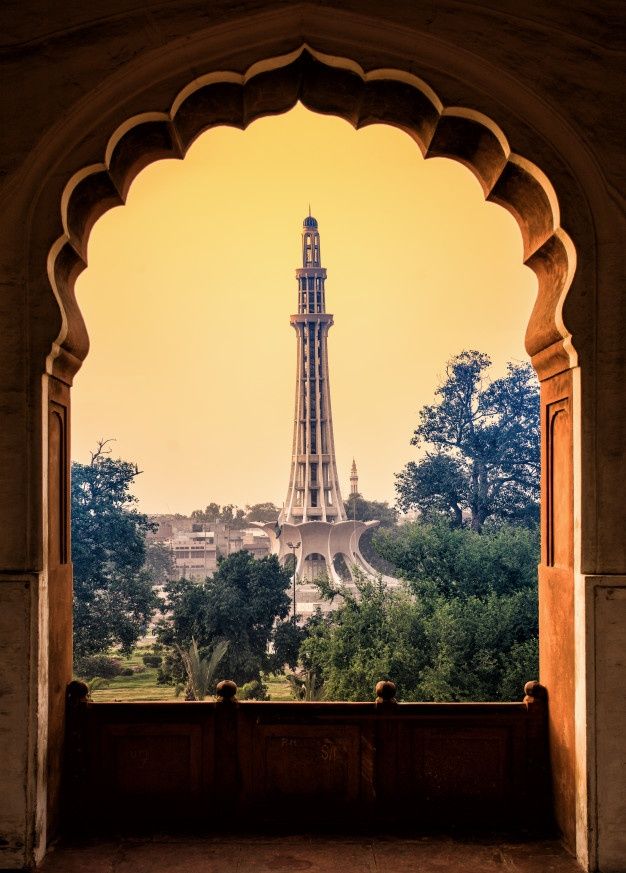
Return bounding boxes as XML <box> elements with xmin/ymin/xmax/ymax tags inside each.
<box><xmin>280</xmin><ymin>213</ymin><xmax>347</xmax><ymax>524</ymax></box>
<box><xmin>350</xmin><ymin>459</ymin><xmax>359</xmax><ymax>496</ymax></box>
<box><xmin>258</xmin><ymin>214</ymin><xmax>392</xmax><ymax>615</ymax></box>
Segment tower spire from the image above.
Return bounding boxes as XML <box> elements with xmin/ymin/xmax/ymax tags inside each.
<box><xmin>281</xmin><ymin>213</ymin><xmax>345</xmax><ymax>524</ymax></box>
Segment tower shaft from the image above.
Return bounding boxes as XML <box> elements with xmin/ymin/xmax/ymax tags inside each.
<box><xmin>257</xmin><ymin>213</ymin><xmax>390</xmax><ymax>617</ymax></box>
<box><xmin>281</xmin><ymin>217</ymin><xmax>346</xmax><ymax>524</ymax></box>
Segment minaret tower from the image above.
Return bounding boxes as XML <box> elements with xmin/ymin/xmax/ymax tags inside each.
<box><xmin>350</xmin><ymin>459</ymin><xmax>359</xmax><ymax>496</ymax></box>
<box><xmin>281</xmin><ymin>213</ymin><xmax>347</xmax><ymax>525</ymax></box>
<box><xmin>258</xmin><ymin>213</ymin><xmax>392</xmax><ymax>617</ymax></box>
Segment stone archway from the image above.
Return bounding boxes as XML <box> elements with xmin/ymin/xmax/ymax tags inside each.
<box><xmin>46</xmin><ymin>42</ymin><xmax>579</xmax><ymax>853</ymax></box>
<box><xmin>5</xmin><ymin>10</ymin><xmax>617</xmax><ymax>870</ymax></box>
<box><xmin>49</xmin><ymin>47</ymin><xmax>576</xmax><ymax>385</ymax></box>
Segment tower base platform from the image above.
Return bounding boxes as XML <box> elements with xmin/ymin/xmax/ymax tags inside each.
<box><xmin>257</xmin><ymin>520</ymin><xmax>396</xmax><ymax>619</ymax></box>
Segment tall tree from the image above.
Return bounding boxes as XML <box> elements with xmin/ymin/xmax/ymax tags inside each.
<box><xmin>396</xmin><ymin>351</ymin><xmax>540</xmax><ymax>531</ymax></box>
<box><xmin>157</xmin><ymin>550</ymin><xmax>291</xmax><ymax>685</ymax></box>
<box><xmin>72</xmin><ymin>441</ymin><xmax>160</xmax><ymax>657</ymax></box>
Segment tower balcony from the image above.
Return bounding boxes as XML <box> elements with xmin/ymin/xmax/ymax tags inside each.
<box><xmin>295</xmin><ymin>453</ymin><xmax>331</xmax><ymax>463</ymax></box>
<box><xmin>290</xmin><ymin>313</ymin><xmax>334</xmax><ymax>326</ymax></box>
<box><xmin>295</xmin><ymin>267</ymin><xmax>327</xmax><ymax>278</ymax></box>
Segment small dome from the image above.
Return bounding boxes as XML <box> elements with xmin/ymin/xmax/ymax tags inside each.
<box><xmin>303</xmin><ymin>215</ymin><xmax>318</xmax><ymax>228</ymax></box>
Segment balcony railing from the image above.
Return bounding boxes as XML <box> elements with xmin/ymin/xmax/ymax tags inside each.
<box><xmin>65</xmin><ymin>679</ymin><xmax>551</xmax><ymax>834</ymax></box>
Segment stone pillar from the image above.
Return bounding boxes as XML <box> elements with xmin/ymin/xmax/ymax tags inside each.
<box><xmin>537</xmin><ymin>366</ymin><xmax>577</xmax><ymax>850</ymax></box>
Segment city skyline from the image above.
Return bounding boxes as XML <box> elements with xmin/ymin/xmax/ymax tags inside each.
<box><xmin>72</xmin><ymin>103</ymin><xmax>537</xmax><ymax>514</ymax></box>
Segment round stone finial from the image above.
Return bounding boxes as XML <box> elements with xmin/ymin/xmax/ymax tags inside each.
<box><xmin>216</xmin><ymin>679</ymin><xmax>238</xmax><ymax>703</ymax></box>
<box><xmin>67</xmin><ymin>679</ymin><xmax>89</xmax><ymax>704</ymax></box>
<box><xmin>523</xmin><ymin>680</ymin><xmax>547</xmax><ymax>703</ymax></box>
<box><xmin>375</xmin><ymin>680</ymin><xmax>397</xmax><ymax>705</ymax></box>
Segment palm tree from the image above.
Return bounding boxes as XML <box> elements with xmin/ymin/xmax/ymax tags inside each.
<box><xmin>176</xmin><ymin>638</ymin><xmax>229</xmax><ymax>700</ymax></box>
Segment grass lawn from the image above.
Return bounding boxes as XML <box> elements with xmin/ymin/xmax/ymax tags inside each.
<box><xmin>265</xmin><ymin>673</ymin><xmax>294</xmax><ymax>701</ymax></box>
<box><xmin>89</xmin><ymin>649</ymin><xmax>295</xmax><ymax>702</ymax></box>
<box><xmin>89</xmin><ymin>647</ymin><xmax>176</xmax><ymax>702</ymax></box>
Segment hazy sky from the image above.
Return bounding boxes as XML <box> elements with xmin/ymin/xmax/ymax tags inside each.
<box><xmin>73</xmin><ymin>103</ymin><xmax>537</xmax><ymax>514</ymax></box>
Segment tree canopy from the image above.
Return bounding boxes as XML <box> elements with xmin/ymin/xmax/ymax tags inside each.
<box><xmin>190</xmin><ymin>502</ymin><xmax>247</xmax><ymax>528</ymax></box>
<box><xmin>373</xmin><ymin>519</ymin><xmax>539</xmax><ymax>599</ymax></box>
<box><xmin>189</xmin><ymin>501</ymin><xmax>281</xmax><ymax>527</ymax></box>
<box><xmin>72</xmin><ymin>442</ymin><xmax>160</xmax><ymax>657</ymax></box>
<box><xmin>299</xmin><ymin>522</ymin><xmax>539</xmax><ymax>702</ymax></box>
<box><xmin>245</xmin><ymin>502</ymin><xmax>282</xmax><ymax>523</ymax></box>
<box><xmin>395</xmin><ymin>351</ymin><xmax>539</xmax><ymax>531</ymax></box>
<box><xmin>343</xmin><ymin>492</ymin><xmax>398</xmax><ymax>527</ymax></box>
<box><xmin>299</xmin><ymin>577</ymin><xmax>426</xmax><ymax>702</ymax></box>
<box><xmin>156</xmin><ymin>550</ymin><xmax>291</xmax><ymax>685</ymax></box>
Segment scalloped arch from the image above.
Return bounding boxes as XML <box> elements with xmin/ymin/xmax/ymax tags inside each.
<box><xmin>48</xmin><ymin>45</ymin><xmax>576</xmax><ymax>382</ymax></box>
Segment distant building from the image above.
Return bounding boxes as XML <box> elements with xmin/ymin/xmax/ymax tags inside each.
<box><xmin>149</xmin><ymin>517</ymin><xmax>270</xmax><ymax>580</ymax></box>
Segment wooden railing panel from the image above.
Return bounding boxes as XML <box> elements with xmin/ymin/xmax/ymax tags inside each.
<box><xmin>81</xmin><ymin>702</ymin><xmax>217</xmax><ymax>827</ymax></box>
<box><xmin>65</xmin><ymin>683</ymin><xmax>550</xmax><ymax>834</ymax></box>
<box><xmin>236</xmin><ymin>703</ymin><xmax>377</xmax><ymax>822</ymax></box>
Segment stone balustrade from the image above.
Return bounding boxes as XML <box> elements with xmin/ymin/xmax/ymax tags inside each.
<box><xmin>64</xmin><ymin>679</ymin><xmax>550</xmax><ymax>835</ymax></box>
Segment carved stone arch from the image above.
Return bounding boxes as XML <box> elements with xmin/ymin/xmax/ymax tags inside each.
<box><xmin>47</xmin><ymin>46</ymin><xmax>577</xmax><ymax>385</ymax></box>
<box><xmin>16</xmin><ymin>35</ymin><xmax>589</xmax><ymax>872</ymax></box>
<box><xmin>41</xmin><ymin>53</ymin><xmax>581</xmax><ymax>853</ymax></box>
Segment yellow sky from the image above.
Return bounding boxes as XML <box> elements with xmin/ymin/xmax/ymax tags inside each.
<box><xmin>73</xmin><ymin>103</ymin><xmax>537</xmax><ymax>514</ymax></box>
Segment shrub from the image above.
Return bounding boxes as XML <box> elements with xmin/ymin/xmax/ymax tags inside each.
<box><xmin>121</xmin><ymin>667</ymin><xmax>134</xmax><ymax>676</ymax></box>
<box><xmin>142</xmin><ymin>653</ymin><xmax>163</xmax><ymax>668</ymax></box>
<box><xmin>74</xmin><ymin>654</ymin><xmax>123</xmax><ymax>679</ymax></box>
<box><xmin>156</xmin><ymin>649</ymin><xmax>185</xmax><ymax>687</ymax></box>
<box><xmin>240</xmin><ymin>679</ymin><xmax>269</xmax><ymax>700</ymax></box>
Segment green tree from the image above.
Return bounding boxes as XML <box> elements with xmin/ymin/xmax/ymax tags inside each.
<box><xmin>72</xmin><ymin>442</ymin><xmax>160</xmax><ymax>658</ymax></box>
<box><xmin>245</xmin><ymin>502</ymin><xmax>281</xmax><ymax>523</ymax></box>
<box><xmin>299</xmin><ymin>575</ymin><xmax>428</xmax><ymax>702</ymax></box>
<box><xmin>374</xmin><ymin>519</ymin><xmax>539</xmax><ymax>599</ymax></box>
<box><xmin>157</xmin><ymin>550</ymin><xmax>291</xmax><ymax>685</ymax></box>
<box><xmin>176</xmin><ymin>638</ymin><xmax>229</xmax><ymax>700</ymax></box>
<box><xmin>395</xmin><ymin>454</ymin><xmax>468</xmax><ymax>528</ymax></box>
<box><xmin>300</xmin><ymin>524</ymin><xmax>539</xmax><ymax>702</ymax></box>
<box><xmin>396</xmin><ymin>351</ymin><xmax>540</xmax><ymax>531</ymax></box>
<box><xmin>271</xmin><ymin>619</ymin><xmax>307</xmax><ymax>672</ymax></box>
<box><xmin>415</xmin><ymin>587</ymin><xmax>538</xmax><ymax>701</ymax></box>
<box><xmin>144</xmin><ymin>540</ymin><xmax>174</xmax><ymax>585</ymax></box>
<box><xmin>190</xmin><ymin>502</ymin><xmax>247</xmax><ymax>528</ymax></box>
